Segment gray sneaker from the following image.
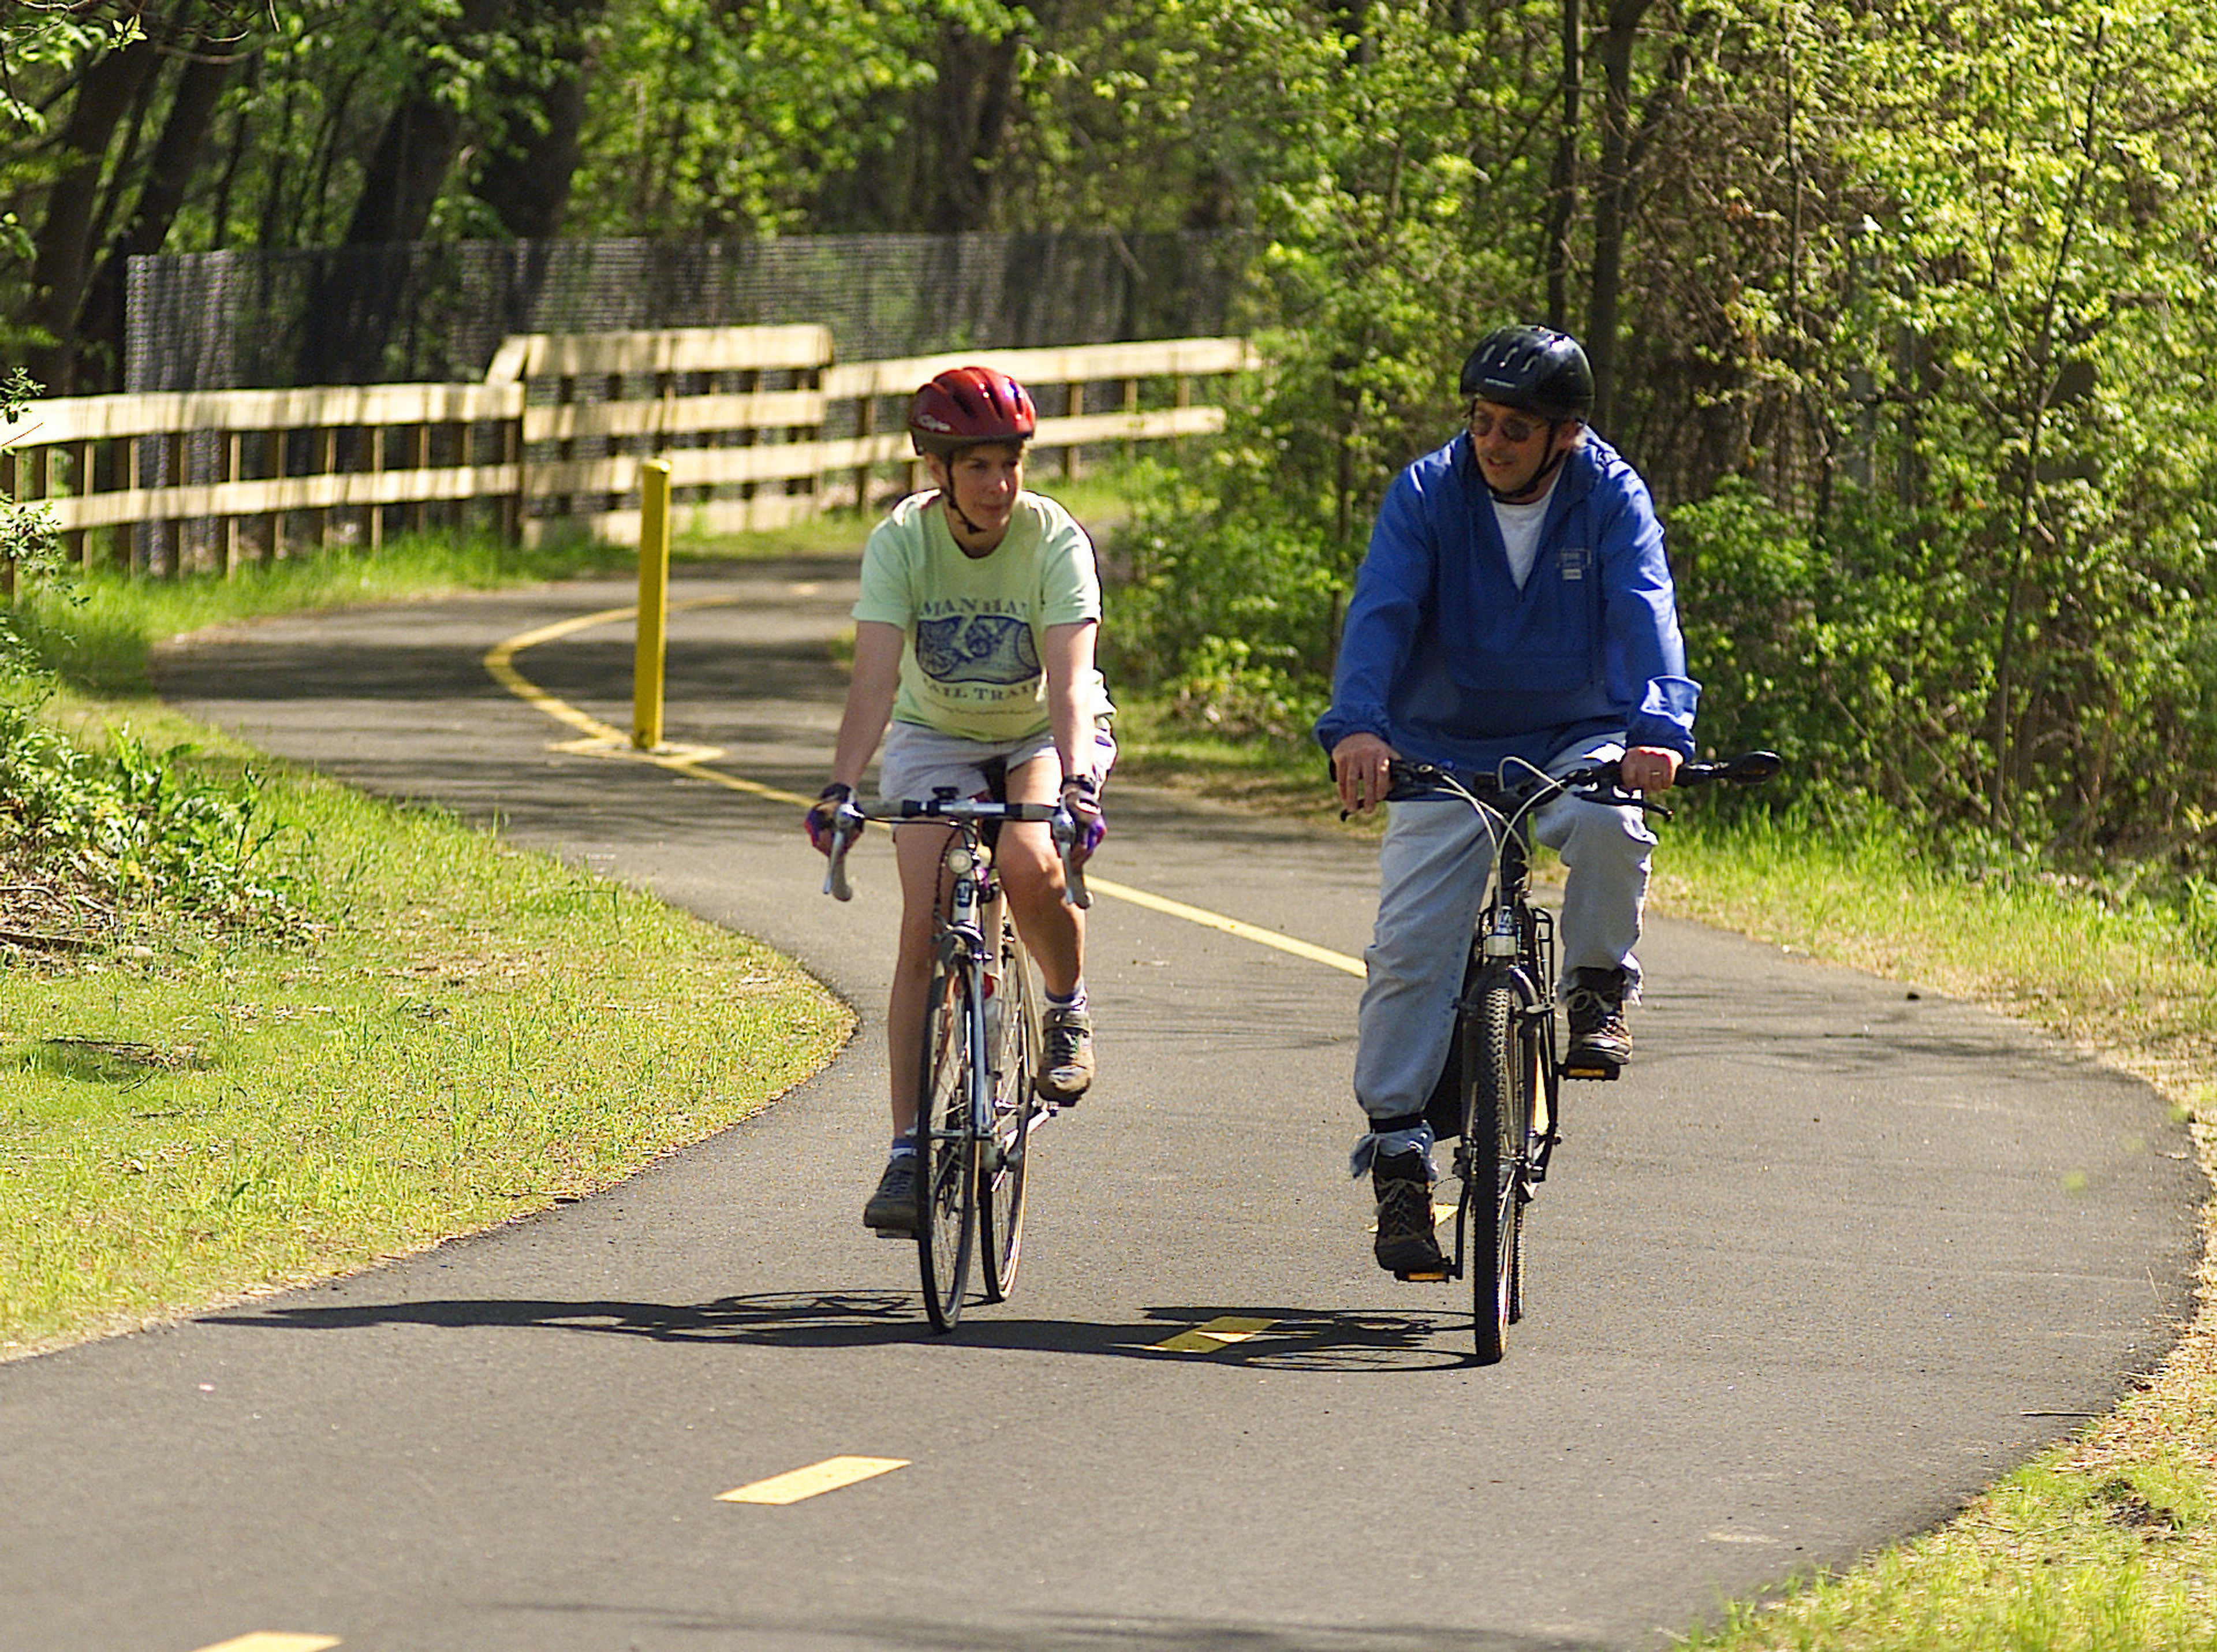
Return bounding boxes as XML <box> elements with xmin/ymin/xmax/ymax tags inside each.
<box><xmin>1372</xmin><ymin>1150</ymin><xmax>1447</xmax><ymax>1277</ymax></box>
<box><xmin>1035</xmin><ymin>1006</ymin><xmax>1095</xmax><ymax>1103</ymax></box>
<box><xmin>863</xmin><ymin>1152</ymin><xmax>919</xmax><ymax>1234</ymax></box>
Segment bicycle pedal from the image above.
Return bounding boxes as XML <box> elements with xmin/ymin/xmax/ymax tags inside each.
<box><xmin>1395</xmin><ymin>1269</ymin><xmax>1449</xmax><ymax>1283</ymax></box>
<box><xmin>1561</xmin><ymin>1062</ymin><xmax>1621</xmax><ymax>1082</ymax></box>
<box><xmin>870</xmin><ymin>1227</ymin><xmax>911</xmax><ymax>1241</ymax></box>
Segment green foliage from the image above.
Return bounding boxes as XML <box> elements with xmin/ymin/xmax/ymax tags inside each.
<box><xmin>570</xmin><ymin>0</ymin><xmax>1022</xmax><ymax>234</ymax></box>
<box><xmin>0</xmin><ymin>704</ymin><xmax>306</xmax><ymax>940</ymax></box>
<box><xmin>0</xmin><ymin>367</ymin><xmax>66</xmax><ymax>677</ymax></box>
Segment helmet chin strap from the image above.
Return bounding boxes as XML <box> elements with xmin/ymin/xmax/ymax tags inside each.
<box><xmin>940</xmin><ymin>486</ymin><xmax>989</xmax><ymax>538</ymax></box>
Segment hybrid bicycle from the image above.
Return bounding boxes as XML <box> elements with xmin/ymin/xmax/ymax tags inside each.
<box><xmin>1386</xmin><ymin>749</ymin><xmax>1782</xmax><ymax>1363</ymax></box>
<box><xmin>823</xmin><ymin>789</ymin><xmax>1092</xmax><ymax>1331</ymax></box>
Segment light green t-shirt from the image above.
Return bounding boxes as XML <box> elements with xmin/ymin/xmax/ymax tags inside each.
<box><xmin>853</xmin><ymin>488</ymin><xmax>1114</xmax><ymax>743</ymax></box>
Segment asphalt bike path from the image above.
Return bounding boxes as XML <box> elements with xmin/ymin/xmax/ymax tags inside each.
<box><xmin>0</xmin><ymin>554</ymin><xmax>2201</xmax><ymax>1652</ymax></box>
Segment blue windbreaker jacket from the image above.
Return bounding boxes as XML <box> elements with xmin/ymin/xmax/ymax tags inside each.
<box><xmin>1314</xmin><ymin>430</ymin><xmax>1699</xmax><ymax>774</ymax></box>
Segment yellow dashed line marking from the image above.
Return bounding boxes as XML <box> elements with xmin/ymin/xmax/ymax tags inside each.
<box><xmin>1079</xmin><ymin>875</ymin><xmax>1365</xmax><ymax>976</ymax></box>
<box><xmin>486</xmin><ymin>606</ymin><xmax>1365</xmax><ymax>971</ymax></box>
<box><xmin>191</xmin><ymin>1635</ymin><xmax>342</xmax><ymax>1652</ymax></box>
<box><xmin>1149</xmin><ymin>1314</ymin><xmax>1278</xmax><ymax>1353</ymax></box>
<box><xmin>717</xmin><ymin>1455</ymin><xmax>909</xmax><ymax>1504</ymax></box>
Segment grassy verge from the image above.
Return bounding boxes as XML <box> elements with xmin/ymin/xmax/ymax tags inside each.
<box><xmin>1111</xmin><ymin>711</ymin><xmax>2217</xmax><ymax>1651</ymax></box>
<box><xmin>1</xmin><ymin>534</ymin><xmax>851</xmax><ymax>1358</ymax></box>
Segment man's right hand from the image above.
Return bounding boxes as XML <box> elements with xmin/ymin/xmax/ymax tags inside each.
<box><xmin>1331</xmin><ymin>732</ymin><xmax>1399</xmax><ymax>814</ymax></box>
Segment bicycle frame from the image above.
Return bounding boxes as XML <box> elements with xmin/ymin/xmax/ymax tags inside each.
<box><xmin>933</xmin><ymin>815</ymin><xmax>1005</xmax><ymax>1155</ymax></box>
<box><xmin>1472</xmin><ymin>803</ymin><xmax>1562</xmax><ymax>1170</ymax></box>
<box><xmin>822</xmin><ymin>787</ymin><xmax>1084</xmax><ymax>1327</ymax></box>
<box><xmin>1383</xmin><ymin>748</ymin><xmax>1784</xmax><ymax>1360</ymax></box>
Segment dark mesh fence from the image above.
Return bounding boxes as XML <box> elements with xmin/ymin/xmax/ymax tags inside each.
<box><xmin>125</xmin><ymin>231</ymin><xmax>1252</xmax><ymax>392</ymax></box>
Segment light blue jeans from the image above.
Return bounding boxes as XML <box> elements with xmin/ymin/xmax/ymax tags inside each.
<box><xmin>1352</xmin><ymin>737</ymin><xmax>1655</xmax><ymax>1168</ymax></box>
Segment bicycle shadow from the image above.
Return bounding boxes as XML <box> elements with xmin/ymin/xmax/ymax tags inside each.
<box><xmin>207</xmin><ymin>1292</ymin><xmax>1478</xmax><ymax>1371</ymax></box>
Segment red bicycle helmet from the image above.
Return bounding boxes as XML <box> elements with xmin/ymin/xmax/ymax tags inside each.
<box><xmin>907</xmin><ymin>366</ymin><xmax>1037</xmax><ymax>457</ymax></box>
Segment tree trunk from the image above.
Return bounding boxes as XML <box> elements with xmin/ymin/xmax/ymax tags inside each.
<box><xmin>79</xmin><ymin>30</ymin><xmax>240</xmax><ymax>392</ymax></box>
<box><xmin>473</xmin><ymin>0</ymin><xmax>610</xmax><ymax>240</ymax></box>
<box><xmin>21</xmin><ymin>31</ymin><xmax>164</xmax><ymax>395</ymax></box>
<box><xmin>303</xmin><ymin>0</ymin><xmax>512</xmax><ymax>383</ymax></box>
<box><xmin>1544</xmin><ymin>0</ymin><xmax>1583</xmax><ymax>331</ymax></box>
<box><xmin>340</xmin><ymin>0</ymin><xmax>514</xmax><ymax>248</ymax></box>
<box><xmin>920</xmin><ymin>24</ymin><xmax>1026</xmax><ymax>230</ymax></box>
<box><xmin>1584</xmin><ymin>0</ymin><xmax>1647</xmax><ymax>434</ymax></box>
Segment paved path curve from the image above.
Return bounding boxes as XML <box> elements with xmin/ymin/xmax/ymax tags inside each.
<box><xmin>0</xmin><ymin>555</ymin><xmax>2202</xmax><ymax>1652</ymax></box>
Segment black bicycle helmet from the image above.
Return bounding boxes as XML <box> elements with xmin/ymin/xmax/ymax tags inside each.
<box><xmin>1458</xmin><ymin>325</ymin><xmax>1594</xmax><ymax>422</ymax></box>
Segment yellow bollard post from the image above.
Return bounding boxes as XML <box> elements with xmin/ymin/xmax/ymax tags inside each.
<box><xmin>633</xmin><ymin>458</ymin><xmax>673</xmax><ymax>751</ymax></box>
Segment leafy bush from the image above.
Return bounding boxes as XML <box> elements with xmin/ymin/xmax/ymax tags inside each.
<box><xmin>1</xmin><ymin>368</ymin><xmax>306</xmax><ymax>949</ymax></box>
<box><xmin>0</xmin><ymin>700</ymin><xmax>308</xmax><ymax>946</ymax></box>
<box><xmin>1101</xmin><ymin>454</ymin><xmax>1352</xmax><ymax>745</ymax></box>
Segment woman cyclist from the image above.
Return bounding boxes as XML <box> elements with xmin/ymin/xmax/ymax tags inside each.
<box><xmin>805</xmin><ymin>366</ymin><xmax>1113</xmax><ymax>1235</ymax></box>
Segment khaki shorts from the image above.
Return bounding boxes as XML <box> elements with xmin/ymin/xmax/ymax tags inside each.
<box><xmin>876</xmin><ymin>720</ymin><xmax>1117</xmax><ymax>805</ymax></box>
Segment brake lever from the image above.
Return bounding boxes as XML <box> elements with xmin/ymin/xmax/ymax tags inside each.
<box><xmin>1052</xmin><ymin>807</ymin><xmax>1093</xmax><ymax>909</ymax></box>
<box><xmin>820</xmin><ymin>806</ymin><xmax>864</xmax><ymax>901</ymax></box>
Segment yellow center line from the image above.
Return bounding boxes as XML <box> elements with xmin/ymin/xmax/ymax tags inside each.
<box><xmin>1080</xmin><ymin>874</ymin><xmax>1365</xmax><ymax>977</ymax></box>
<box><xmin>484</xmin><ymin>605</ymin><xmax>1364</xmax><ymax>970</ymax></box>
<box><xmin>1149</xmin><ymin>1314</ymin><xmax>1279</xmax><ymax>1354</ymax></box>
<box><xmin>717</xmin><ymin>1455</ymin><xmax>909</xmax><ymax>1504</ymax></box>
<box><xmin>190</xmin><ymin>1635</ymin><xmax>342</xmax><ymax>1652</ymax></box>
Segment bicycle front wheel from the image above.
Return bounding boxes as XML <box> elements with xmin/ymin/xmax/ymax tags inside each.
<box><xmin>1463</xmin><ymin>975</ymin><xmax>1535</xmax><ymax>1364</ymax></box>
<box><xmin>979</xmin><ymin>921</ymin><xmax>1042</xmax><ymax>1302</ymax></box>
<box><xmin>914</xmin><ymin>961</ymin><xmax>980</xmax><ymax>1332</ymax></box>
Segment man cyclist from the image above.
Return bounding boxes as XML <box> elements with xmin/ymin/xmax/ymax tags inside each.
<box><xmin>805</xmin><ymin>366</ymin><xmax>1113</xmax><ymax>1236</ymax></box>
<box><xmin>1315</xmin><ymin>325</ymin><xmax>1699</xmax><ymax>1276</ymax></box>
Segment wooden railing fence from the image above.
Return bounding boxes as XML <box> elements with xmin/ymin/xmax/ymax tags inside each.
<box><xmin>0</xmin><ymin>328</ymin><xmax>1255</xmax><ymax>584</ymax></box>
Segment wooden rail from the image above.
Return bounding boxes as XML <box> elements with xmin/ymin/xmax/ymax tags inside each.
<box><xmin>0</xmin><ymin>329</ymin><xmax>1255</xmax><ymax>574</ymax></box>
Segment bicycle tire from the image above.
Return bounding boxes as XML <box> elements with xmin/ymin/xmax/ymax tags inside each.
<box><xmin>979</xmin><ymin>919</ymin><xmax>1041</xmax><ymax>1302</ymax></box>
<box><xmin>1463</xmin><ymin>975</ymin><xmax>1532</xmax><ymax>1364</ymax></box>
<box><xmin>914</xmin><ymin>960</ymin><xmax>979</xmax><ymax>1332</ymax></box>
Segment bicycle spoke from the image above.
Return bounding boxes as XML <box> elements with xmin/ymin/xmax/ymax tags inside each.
<box><xmin>980</xmin><ymin>921</ymin><xmax>1040</xmax><ymax>1302</ymax></box>
<box><xmin>1465</xmin><ymin>977</ymin><xmax>1525</xmax><ymax>1364</ymax></box>
<box><xmin>915</xmin><ymin>964</ymin><xmax>977</xmax><ymax>1331</ymax></box>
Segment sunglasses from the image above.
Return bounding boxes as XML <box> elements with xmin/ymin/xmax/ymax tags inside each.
<box><xmin>1468</xmin><ymin>408</ymin><xmax>1546</xmax><ymax>444</ymax></box>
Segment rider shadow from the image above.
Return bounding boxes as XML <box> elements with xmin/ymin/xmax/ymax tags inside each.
<box><xmin>208</xmin><ymin>1293</ymin><xmax>1476</xmax><ymax>1370</ymax></box>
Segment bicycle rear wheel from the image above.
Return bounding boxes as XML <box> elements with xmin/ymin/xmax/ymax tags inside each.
<box><xmin>914</xmin><ymin>961</ymin><xmax>979</xmax><ymax>1332</ymax></box>
<box><xmin>1463</xmin><ymin>976</ymin><xmax>1534</xmax><ymax>1364</ymax></box>
<box><xmin>979</xmin><ymin>920</ymin><xmax>1041</xmax><ymax>1302</ymax></box>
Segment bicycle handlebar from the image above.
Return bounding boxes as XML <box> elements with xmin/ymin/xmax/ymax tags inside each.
<box><xmin>1383</xmin><ymin>748</ymin><xmax>1783</xmax><ymax>818</ymax></box>
<box><xmin>820</xmin><ymin>795</ymin><xmax>1093</xmax><ymax>908</ymax></box>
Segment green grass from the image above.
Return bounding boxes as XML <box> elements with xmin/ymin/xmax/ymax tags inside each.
<box><xmin>1</xmin><ymin>529</ymin><xmax>849</xmax><ymax>1356</ymax></box>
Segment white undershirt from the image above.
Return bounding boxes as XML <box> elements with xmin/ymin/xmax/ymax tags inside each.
<box><xmin>1491</xmin><ymin>491</ymin><xmax>1552</xmax><ymax>589</ymax></box>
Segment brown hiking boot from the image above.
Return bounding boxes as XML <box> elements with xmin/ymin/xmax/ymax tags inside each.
<box><xmin>1372</xmin><ymin>1150</ymin><xmax>1447</xmax><ymax>1276</ymax></box>
<box><xmin>1564</xmin><ymin>966</ymin><xmax>1633</xmax><ymax>1075</ymax></box>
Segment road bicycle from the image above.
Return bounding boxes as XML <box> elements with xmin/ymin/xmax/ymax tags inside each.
<box><xmin>822</xmin><ymin>789</ymin><xmax>1092</xmax><ymax>1332</ymax></box>
<box><xmin>1384</xmin><ymin>748</ymin><xmax>1782</xmax><ymax>1363</ymax></box>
